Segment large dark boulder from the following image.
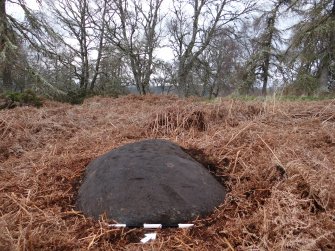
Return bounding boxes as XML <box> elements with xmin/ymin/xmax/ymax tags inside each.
<box><xmin>76</xmin><ymin>139</ymin><xmax>226</xmax><ymax>226</ymax></box>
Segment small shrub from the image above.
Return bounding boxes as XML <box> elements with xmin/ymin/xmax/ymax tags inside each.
<box><xmin>0</xmin><ymin>89</ymin><xmax>43</xmax><ymax>109</ymax></box>
<box><xmin>65</xmin><ymin>90</ymin><xmax>87</xmax><ymax>104</ymax></box>
<box><xmin>20</xmin><ymin>89</ymin><xmax>43</xmax><ymax>107</ymax></box>
<box><xmin>284</xmin><ymin>74</ymin><xmax>319</xmax><ymax>96</ymax></box>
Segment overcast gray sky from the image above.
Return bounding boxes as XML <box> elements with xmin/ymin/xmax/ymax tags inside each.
<box><xmin>6</xmin><ymin>0</ymin><xmax>300</xmax><ymax>63</ymax></box>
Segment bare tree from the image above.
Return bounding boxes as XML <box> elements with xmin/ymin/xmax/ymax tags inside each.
<box><xmin>94</xmin><ymin>45</ymin><xmax>129</xmax><ymax>95</ymax></box>
<box><xmin>46</xmin><ymin>0</ymin><xmax>108</xmax><ymax>93</ymax></box>
<box><xmin>105</xmin><ymin>0</ymin><xmax>164</xmax><ymax>95</ymax></box>
<box><xmin>0</xmin><ymin>0</ymin><xmax>16</xmax><ymax>91</ymax></box>
<box><xmin>168</xmin><ymin>0</ymin><xmax>256</xmax><ymax>96</ymax></box>
<box><xmin>152</xmin><ymin>60</ymin><xmax>175</xmax><ymax>94</ymax></box>
<box><xmin>201</xmin><ymin>29</ymin><xmax>241</xmax><ymax>98</ymax></box>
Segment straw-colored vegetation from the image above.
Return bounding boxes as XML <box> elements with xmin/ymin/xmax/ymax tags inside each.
<box><xmin>1</xmin><ymin>95</ymin><xmax>334</xmax><ymax>250</ymax></box>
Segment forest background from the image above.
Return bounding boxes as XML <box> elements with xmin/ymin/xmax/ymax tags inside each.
<box><xmin>0</xmin><ymin>0</ymin><xmax>334</xmax><ymax>102</ymax></box>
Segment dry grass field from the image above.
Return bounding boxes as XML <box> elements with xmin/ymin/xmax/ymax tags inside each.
<box><xmin>0</xmin><ymin>95</ymin><xmax>334</xmax><ymax>250</ymax></box>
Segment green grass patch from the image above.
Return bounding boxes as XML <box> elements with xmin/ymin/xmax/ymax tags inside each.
<box><xmin>0</xmin><ymin>89</ymin><xmax>43</xmax><ymax>109</ymax></box>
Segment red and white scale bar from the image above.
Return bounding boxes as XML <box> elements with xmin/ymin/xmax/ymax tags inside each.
<box><xmin>109</xmin><ymin>223</ymin><xmax>194</xmax><ymax>228</ymax></box>
<box><xmin>108</xmin><ymin>223</ymin><xmax>194</xmax><ymax>243</ymax></box>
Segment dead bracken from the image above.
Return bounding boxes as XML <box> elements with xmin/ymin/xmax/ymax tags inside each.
<box><xmin>0</xmin><ymin>95</ymin><xmax>334</xmax><ymax>250</ymax></box>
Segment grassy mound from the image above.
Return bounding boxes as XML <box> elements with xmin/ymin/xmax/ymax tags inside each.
<box><xmin>0</xmin><ymin>95</ymin><xmax>334</xmax><ymax>250</ymax></box>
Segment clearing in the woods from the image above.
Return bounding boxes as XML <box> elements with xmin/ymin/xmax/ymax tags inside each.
<box><xmin>0</xmin><ymin>95</ymin><xmax>334</xmax><ymax>250</ymax></box>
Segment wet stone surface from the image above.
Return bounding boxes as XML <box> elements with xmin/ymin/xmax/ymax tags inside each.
<box><xmin>76</xmin><ymin>139</ymin><xmax>226</xmax><ymax>226</ymax></box>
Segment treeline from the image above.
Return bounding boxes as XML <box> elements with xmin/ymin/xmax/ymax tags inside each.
<box><xmin>0</xmin><ymin>0</ymin><xmax>334</xmax><ymax>100</ymax></box>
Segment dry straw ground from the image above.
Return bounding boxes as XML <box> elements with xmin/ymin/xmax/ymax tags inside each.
<box><xmin>0</xmin><ymin>95</ymin><xmax>334</xmax><ymax>250</ymax></box>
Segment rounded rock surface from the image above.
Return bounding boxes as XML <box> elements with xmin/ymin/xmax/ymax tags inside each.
<box><xmin>76</xmin><ymin>139</ymin><xmax>226</xmax><ymax>226</ymax></box>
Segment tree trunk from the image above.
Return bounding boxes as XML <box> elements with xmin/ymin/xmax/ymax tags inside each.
<box><xmin>317</xmin><ymin>0</ymin><xmax>335</xmax><ymax>93</ymax></box>
<box><xmin>141</xmin><ymin>82</ymin><xmax>147</xmax><ymax>95</ymax></box>
<box><xmin>0</xmin><ymin>0</ymin><xmax>13</xmax><ymax>91</ymax></box>
<box><xmin>2</xmin><ymin>63</ymin><xmax>12</xmax><ymax>91</ymax></box>
<box><xmin>262</xmin><ymin>55</ymin><xmax>270</xmax><ymax>95</ymax></box>
<box><xmin>318</xmin><ymin>63</ymin><xmax>329</xmax><ymax>93</ymax></box>
<box><xmin>177</xmin><ymin>70</ymin><xmax>188</xmax><ymax>96</ymax></box>
<box><xmin>261</xmin><ymin>13</ymin><xmax>276</xmax><ymax>96</ymax></box>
